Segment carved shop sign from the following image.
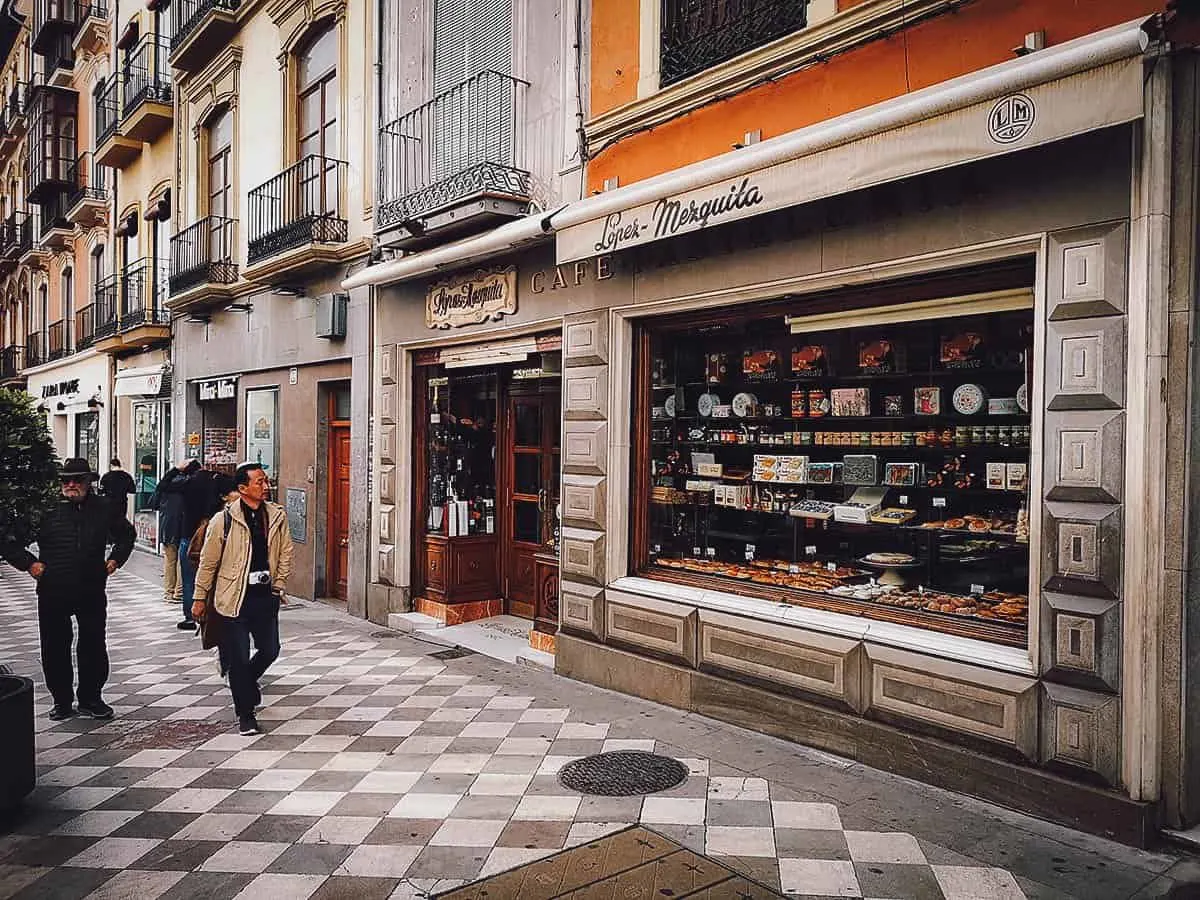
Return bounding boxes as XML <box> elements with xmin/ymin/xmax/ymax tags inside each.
<box><xmin>426</xmin><ymin>267</ymin><xmax>517</xmax><ymax>329</ymax></box>
<box><xmin>41</xmin><ymin>378</ymin><xmax>80</xmax><ymax>399</ymax></box>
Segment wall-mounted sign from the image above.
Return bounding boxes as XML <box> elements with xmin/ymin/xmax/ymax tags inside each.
<box><xmin>285</xmin><ymin>487</ymin><xmax>307</xmax><ymax>543</ymax></box>
<box><xmin>197</xmin><ymin>376</ymin><xmax>237</xmax><ymax>402</ymax></box>
<box><xmin>528</xmin><ymin>255</ymin><xmax>614</xmax><ymax>295</ymax></box>
<box><xmin>426</xmin><ymin>267</ymin><xmax>517</xmax><ymax>329</ymax></box>
<box><xmin>41</xmin><ymin>378</ymin><xmax>80</xmax><ymax>399</ymax></box>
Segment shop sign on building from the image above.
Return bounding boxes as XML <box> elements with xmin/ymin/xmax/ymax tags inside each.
<box><xmin>197</xmin><ymin>377</ymin><xmax>237</xmax><ymax>402</ymax></box>
<box><xmin>41</xmin><ymin>378</ymin><xmax>80</xmax><ymax>400</ymax></box>
<box><xmin>426</xmin><ymin>267</ymin><xmax>517</xmax><ymax>329</ymax></box>
<box><xmin>528</xmin><ymin>255</ymin><xmax>614</xmax><ymax>294</ymax></box>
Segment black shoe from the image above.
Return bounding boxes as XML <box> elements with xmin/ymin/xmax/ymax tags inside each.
<box><xmin>48</xmin><ymin>704</ymin><xmax>75</xmax><ymax>721</ymax></box>
<box><xmin>238</xmin><ymin>715</ymin><xmax>260</xmax><ymax>736</ymax></box>
<box><xmin>77</xmin><ymin>700</ymin><xmax>114</xmax><ymax>720</ymax></box>
<box><xmin>177</xmin><ymin>620</ymin><xmax>197</xmax><ymax>631</ymax></box>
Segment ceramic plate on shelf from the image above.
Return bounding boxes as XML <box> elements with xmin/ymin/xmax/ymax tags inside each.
<box><xmin>952</xmin><ymin>383</ymin><xmax>986</xmax><ymax>415</ymax></box>
<box><xmin>1016</xmin><ymin>382</ymin><xmax>1029</xmax><ymax>413</ymax></box>
<box><xmin>731</xmin><ymin>392</ymin><xmax>757</xmax><ymax>417</ymax></box>
<box><xmin>697</xmin><ymin>392</ymin><xmax>720</xmax><ymax>417</ymax></box>
<box><xmin>664</xmin><ymin>395</ymin><xmax>677</xmax><ymax>418</ymax></box>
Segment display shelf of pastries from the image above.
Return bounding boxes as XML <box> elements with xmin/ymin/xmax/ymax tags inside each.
<box><xmin>654</xmin><ymin>556</ymin><xmax>868</xmax><ymax>592</ymax></box>
<box><xmin>825</xmin><ymin>583</ymin><xmax>1028</xmax><ymax>624</ymax></box>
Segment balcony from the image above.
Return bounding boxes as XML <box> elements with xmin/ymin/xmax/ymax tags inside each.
<box><xmin>73</xmin><ymin>1</ymin><xmax>109</xmax><ymax>55</ymax></box>
<box><xmin>46</xmin><ymin>318</ymin><xmax>72</xmax><ymax>361</ymax></box>
<box><xmin>94</xmin><ymin>76</ymin><xmax>138</xmax><ymax>168</ymax></box>
<box><xmin>168</xmin><ymin>215</ymin><xmax>239</xmax><ymax>309</ymax></box>
<box><xmin>93</xmin><ymin>260</ymin><xmax>171</xmax><ymax>354</ymax></box>
<box><xmin>0</xmin><ymin>214</ymin><xmax>18</xmax><ymax>269</ymax></box>
<box><xmin>65</xmin><ymin>152</ymin><xmax>109</xmax><ymax>227</ymax></box>
<box><xmin>660</xmin><ymin>0</ymin><xmax>808</xmax><ymax>87</ymax></box>
<box><xmin>16</xmin><ymin>213</ymin><xmax>49</xmax><ymax>268</ymax></box>
<box><xmin>25</xmin><ymin>332</ymin><xmax>46</xmax><ymax>370</ymax></box>
<box><xmin>75</xmin><ymin>302</ymin><xmax>96</xmax><ymax>351</ymax></box>
<box><xmin>377</xmin><ymin>70</ymin><xmax>530</xmax><ymax>251</ymax></box>
<box><xmin>121</xmin><ymin>35</ymin><xmax>172</xmax><ymax>142</ymax></box>
<box><xmin>170</xmin><ymin>0</ymin><xmax>239</xmax><ymax>74</ymax></box>
<box><xmin>38</xmin><ymin>194</ymin><xmax>74</xmax><ymax>250</ymax></box>
<box><xmin>245</xmin><ymin>154</ymin><xmax>350</xmax><ymax>282</ymax></box>
<box><xmin>7</xmin><ymin>82</ymin><xmax>27</xmax><ymax>131</ymax></box>
<box><xmin>92</xmin><ymin>273</ymin><xmax>119</xmax><ymax>341</ymax></box>
<box><xmin>0</xmin><ymin>345</ymin><xmax>24</xmax><ymax>384</ymax></box>
<box><xmin>32</xmin><ymin>0</ymin><xmax>80</xmax><ymax>57</ymax></box>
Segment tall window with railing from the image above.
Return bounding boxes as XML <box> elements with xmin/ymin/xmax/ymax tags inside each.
<box><xmin>660</xmin><ymin>0</ymin><xmax>808</xmax><ymax>87</ymax></box>
<box><xmin>297</xmin><ymin>25</ymin><xmax>338</xmax><ymax>219</ymax></box>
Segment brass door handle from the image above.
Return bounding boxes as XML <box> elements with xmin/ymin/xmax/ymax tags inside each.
<box><xmin>339</xmin><ymin>538</ymin><xmax>349</xmax><ymax>547</ymax></box>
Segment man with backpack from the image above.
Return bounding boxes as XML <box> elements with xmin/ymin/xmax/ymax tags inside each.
<box><xmin>191</xmin><ymin>462</ymin><xmax>293</xmax><ymax>735</ymax></box>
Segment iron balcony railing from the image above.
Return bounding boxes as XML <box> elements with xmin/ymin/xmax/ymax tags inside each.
<box><xmin>38</xmin><ymin>194</ymin><xmax>73</xmax><ymax>237</ymax></box>
<box><xmin>77</xmin><ymin>1</ymin><xmax>108</xmax><ymax>27</ymax></box>
<box><xmin>171</xmin><ymin>0</ymin><xmax>239</xmax><ymax>52</ymax></box>
<box><xmin>122</xmin><ymin>34</ymin><xmax>172</xmax><ymax>116</ymax></box>
<box><xmin>120</xmin><ymin>258</ymin><xmax>171</xmax><ymax>328</ymax></box>
<box><xmin>0</xmin><ymin>213</ymin><xmax>17</xmax><ymax>256</ymax></box>
<box><xmin>25</xmin><ymin>331</ymin><xmax>46</xmax><ymax>368</ymax></box>
<box><xmin>66</xmin><ymin>151</ymin><xmax>107</xmax><ymax>207</ymax></box>
<box><xmin>47</xmin><ymin>318</ymin><xmax>71</xmax><ymax>360</ymax></box>
<box><xmin>16</xmin><ymin>211</ymin><xmax>34</xmax><ymax>255</ymax></box>
<box><xmin>247</xmin><ymin>154</ymin><xmax>347</xmax><ymax>264</ymax></box>
<box><xmin>0</xmin><ymin>344</ymin><xmax>23</xmax><ymax>380</ymax></box>
<box><xmin>8</xmin><ymin>82</ymin><xmax>27</xmax><ymax>123</ymax></box>
<box><xmin>660</xmin><ymin>0</ymin><xmax>808</xmax><ymax>86</ymax></box>
<box><xmin>95</xmin><ymin>76</ymin><xmax>119</xmax><ymax>144</ymax></box>
<box><xmin>170</xmin><ymin>215</ymin><xmax>238</xmax><ymax>294</ymax></box>
<box><xmin>75</xmin><ymin>302</ymin><xmax>96</xmax><ymax>350</ymax></box>
<box><xmin>378</xmin><ymin>70</ymin><xmax>529</xmax><ymax>230</ymax></box>
<box><xmin>93</xmin><ymin>273</ymin><xmax>119</xmax><ymax>339</ymax></box>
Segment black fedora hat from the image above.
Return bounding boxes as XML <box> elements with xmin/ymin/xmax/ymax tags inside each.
<box><xmin>59</xmin><ymin>458</ymin><xmax>100</xmax><ymax>482</ymax></box>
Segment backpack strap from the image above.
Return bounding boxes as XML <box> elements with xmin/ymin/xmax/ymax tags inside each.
<box><xmin>222</xmin><ymin>507</ymin><xmax>232</xmax><ymax>542</ymax></box>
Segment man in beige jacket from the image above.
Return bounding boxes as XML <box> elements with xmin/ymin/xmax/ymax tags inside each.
<box><xmin>192</xmin><ymin>462</ymin><xmax>294</xmax><ymax>735</ymax></box>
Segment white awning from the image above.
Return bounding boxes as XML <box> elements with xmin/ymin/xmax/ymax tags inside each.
<box><xmin>115</xmin><ymin>364</ymin><xmax>165</xmax><ymax>397</ymax></box>
<box><xmin>341</xmin><ymin>16</ymin><xmax>1154</xmax><ymax>289</ymax></box>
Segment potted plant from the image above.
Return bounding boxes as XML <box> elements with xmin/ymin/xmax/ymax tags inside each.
<box><xmin>0</xmin><ymin>388</ymin><xmax>59</xmax><ymax>810</ymax></box>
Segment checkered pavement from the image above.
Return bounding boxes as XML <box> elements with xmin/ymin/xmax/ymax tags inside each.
<box><xmin>0</xmin><ymin>564</ymin><xmax>1040</xmax><ymax>898</ymax></box>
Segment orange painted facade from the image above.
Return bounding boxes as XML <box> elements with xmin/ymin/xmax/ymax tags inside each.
<box><xmin>587</xmin><ymin>0</ymin><xmax>1165</xmax><ymax>193</ymax></box>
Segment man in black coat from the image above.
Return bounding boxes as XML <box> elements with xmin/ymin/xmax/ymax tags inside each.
<box><xmin>2</xmin><ymin>458</ymin><xmax>137</xmax><ymax>720</ymax></box>
<box><xmin>156</xmin><ymin>459</ymin><xmax>223</xmax><ymax>630</ymax></box>
<box><xmin>99</xmin><ymin>458</ymin><xmax>136</xmax><ymax>518</ymax></box>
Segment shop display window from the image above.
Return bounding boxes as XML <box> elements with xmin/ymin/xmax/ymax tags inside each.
<box><xmin>636</xmin><ymin>291</ymin><xmax>1033</xmax><ymax>646</ymax></box>
<box><xmin>425</xmin><ymin>369</ymin><xmax>498</xmax><ymax>537</ymax></box>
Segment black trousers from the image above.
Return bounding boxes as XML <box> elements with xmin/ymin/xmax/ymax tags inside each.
<box><xmin>220</xmin><ymin>590</ymin><xmax>280</xmax><ymax>718</ymax></box>
<box><xmin>37</xmin><ymin>587</ymin><xmax>109</xmax><ymax>707</ymax></box>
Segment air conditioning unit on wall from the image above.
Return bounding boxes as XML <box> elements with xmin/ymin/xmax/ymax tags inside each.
<box><xmin>316</xmin><ymin>293</ymin><xmax>348</xmax><ymax>340</ymax></box>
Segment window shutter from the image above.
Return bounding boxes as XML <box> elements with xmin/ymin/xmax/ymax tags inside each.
<box><xmin>433</xmin><ymin>0</ymin><xmax>512</xmax><ymax>93</ymax></box>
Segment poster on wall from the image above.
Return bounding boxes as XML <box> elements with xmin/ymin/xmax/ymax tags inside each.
<box><xmin>246</xmin><ymin>389</ymin><xmax>279</xmax><ymax>480</ymax></box>
<box><xmin>204</xmin><ymin>428</ymin><xmax>239</xmax><ymax>467</ymax></box>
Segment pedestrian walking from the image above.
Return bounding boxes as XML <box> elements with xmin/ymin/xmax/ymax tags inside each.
<box><xmin>192</xmin><ymin>462</ymin><xmax>293</xmax><ymax>736</ymax></box>
<box><xmin>1</xmin><ymin>458</ymin><xmax>136</xmax><ymax>720</ymax></box>
<box><xmin>151</xmin><ymin>458</ymin><xmax>189</xmax><ymax>609</ymax></box>
<box><xmin>98</xmin><ymin>458</ymin><xmax>136</xmax><ymax>518</ymax></box>
<box><xmin>158</xmin><ymin>458</ymin><xmax>224</xmax><ymax>630</ymax></box>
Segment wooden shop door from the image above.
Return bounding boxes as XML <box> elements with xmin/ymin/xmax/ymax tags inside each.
<box><xmin>327</xmin><ymin>397</ymin><xmax>352</xmax><ymax>601</ymax></box>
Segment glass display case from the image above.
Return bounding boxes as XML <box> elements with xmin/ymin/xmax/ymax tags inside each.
<box><xmin>425</xmin><ymin>370</ymin><xmax>498</xmax><ymax>538</ymax></box>
<box><xmin>637</xmin><ymin>295</ymin><xmax>1033</xmax><ymax>646</ymax></box>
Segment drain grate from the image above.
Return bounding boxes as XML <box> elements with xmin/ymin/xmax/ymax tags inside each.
<box><xmin>558</xmin><ymin>750</ymin><xmax>689</xmax><ymax>797</ymax></box>
<box><xmin>101</xmin><ymin>720</ymin><xmax>231</xmax><ymax>751</ymax></box>
<box><xmin>428</xmin><ymin>646</ymin><xmax>476</xmax><ymax>661</ymax></box>
<box><xmin>370</xmin><ymin>630</ymin><xmax>402</xmax><ymax>639</ymax></box>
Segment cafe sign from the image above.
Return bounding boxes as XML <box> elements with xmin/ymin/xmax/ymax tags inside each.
<box><xmin>426</xmin><ymin>267</ymin><xmax>517</xmax><ymax>330</ymax></box>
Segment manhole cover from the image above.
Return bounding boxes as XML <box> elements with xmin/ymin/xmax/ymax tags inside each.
<box><xmin>370</xmin><ymin>630</ymin><xmax>402</xmax><ymax>639</ymax></box>
<box><xmin>428</xmin><ymin>646</ymin><xmax>476</xmax><ymax>661</ymax></box>
<box><xmin>101</xmin><ymin>720</ymin><xmax>231</xmax><ymax>751</ymax></box>
<box><xmin>558</xmin><ymin>751</ymin><xmax>688</xmax><ymax>797</ymax></box>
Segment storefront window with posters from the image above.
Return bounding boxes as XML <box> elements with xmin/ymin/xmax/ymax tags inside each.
<box><xmin>634</xmin><ymin>281</ymin><xmax>1033</xmax><ymax>646</ymax></box>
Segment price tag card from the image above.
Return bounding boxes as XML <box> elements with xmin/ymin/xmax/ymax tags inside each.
<box><xmin>706</xmin><ymin>547</ymin><xmax>717</xmax><ymax>559</ymax></box>
<box><xmin>826</xmin><ymin>561</ymin><xmax>837</xmax><ymax>572</ymax></box>
<box><xmin>788</xmin><ymin>564</ymin><xmax>800</xmax><ymax>575</ymax></box>
<box><xmin>746</xmin><ymin>543</ymin><xmax>756</xmax><ymax>556</ymax></box>
<box><xmin>933</xmin><ymin>497</ymin><xmax>947</xmax><ymax>508</ymax></box>
<box><xmin>971</xmin><ymin>583</ymin><xmax>985</xmax><ymax>595</ymax></box>
<box><xmin>805</xmin><ymin>545</ymin><xmax>817</xmax><ymax>556</ymax></box>
<box><xmin>899</xmin><ymin>495</ymin><xmax>909</xmax><ymax>506</ymax></box>
<box><xmin>653</xmin><ymin>545</ymin><xmax>662</xmax><ymax>554</ymax></box>
<box><xmin>693</xmin><ymin>546</ymin><xmax>702</xmax><ymax>557</ymax></box>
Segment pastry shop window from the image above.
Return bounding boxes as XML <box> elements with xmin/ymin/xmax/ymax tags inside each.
<box><xmin>633</xmin><ymin>287</ymin><xmax>1034</xmax><ymax>646</ymax></box>
<box><xmin>423</xmin><ymin>369</ymin><xmax>498</xmax><ymax>537</ymax></box>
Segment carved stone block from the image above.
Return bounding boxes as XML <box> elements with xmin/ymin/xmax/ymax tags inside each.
<box><xmin>1043</xmin><ymin>502</ymin><xmax>1122</xmax><ymax>600</ymax></box>
<box><xmin>379</xmin><ymin>505</ymin><xmax>396</xmax><ymax>545</ymax></box>
<box><xmin>1045</xmin><ymin>317</ymin><xmax>1126</xmax><ymax>410</ymax></box>
<box><xmin>605</xmin><ymin>589</ymin><xmax>697</xmax><ymax>666</ymax></box>
<box><xmin>379</xmin><ymin>386</ymin><xmax>397</xmax><ymax>425</ymax></box>
<box><xmin>1044</xmin><ymin>411</ymin><xmax>1124</xmax><ymax>503</ymax></box>
<box><xmin>378</xmin><ymin>424</ymin><xmax>397</xmax><ymax>465</ymax></box>
<box><xmin>377</xmin><ymin>546</ymin><xmax>395</xmax><ymax>586</ymax></box>
<box><xmin>560</xmin><ymin>527</ymin><xmax>605</xmax><ymax>585</ymax></box>
<box><xmin>563</xmin><ymin>420</ymin><xmax>608</xmax><ymax>475</ymax></box>
<box><xmin>561</xmin><ymin>474</ymin><xmax>606</xmax><ymax>530</ymax></box>
<box><xmin>1040</xmin><ymin>592</ymin><xmax>1121</xmax><ymax>692</ymax></box>
<box><xmin>1047</xmin><ymin>222</ymin><xmax>1128</xmax><ymax>320</ymax></box>
<box><xmin>560</xmin><ymin>580</ymin><xmax>604</xmax><ymax>638</ymax></box>
<box><xmin>563</xmin><ymin>365</ymin><xmax>608</xmax><ymax>421</ymax></box>
<box><xmin>698</xmin><ymin>610</ymin><xmax>865</xmax><ymax>712</ymax></box>
<box><xmin>1040</xmin><ymin>682</ymin><xmax>1120</xmax><ymax>786</ymax></box>
<box><xmin>380</xmin><ymin>343</ymin><xmax>397</xmax><ymax>385</ymax></box>
<box><xmin>865</xmin><ymin>645</ymin><xmax>1038</xmax><ymax>758</ymax></box>
<box><xmin>564</xmin><ymin>313</ymin><xmax>609</xmax><ymax>367</ymax></box>
<box><xmin>378</xmin><ymin>465</ymin><xmax>396</xmax><ymax>504</ymax></box>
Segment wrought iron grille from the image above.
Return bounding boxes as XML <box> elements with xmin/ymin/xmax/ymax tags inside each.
<box><xmin>66</xmin><ymin>151</ymin><xmax>107</xmax><ymax>208</ymax></box>
<box><xmin>46</xmin><ymin>318</ymin><xmax>71</xmax><ymax>360</ymax></box>
<box><xmin>247</xmin><ymin>154</ymin><xmax>348</xmax><ymax>264</ymax></box>
<box><xmin>0</xmin><ymin>345</ymin><xmax>23</xmax><ymax>380</ymax></box>
<box><xmin>15</xmin><ymin>212</ymin><xmax>34</xmax><ymax>255</ymax></box>
<box><xmin>25</xmin><ymin>331</ymin><xmax>46</xmax><ymax>368</ymax></box>
<box><xmin>75</xmin><ymin>303</ymin><xmax>96</xmax><ymax>350</ymax></box>
<box><xmin>170</xmin><ymin>215</ymin><xmax>238</xmax><ymax>294</ymax></box>
<box><xmin>38</xmin><ymin>193</ymin><xmax>72</xmax><ymax>236</ymax></box>
<box><xmin>7</xmin><ymin>82</ymin><xmax>26</xmax><ymax>124</ymax></box>
<box><xmin>171</xmin><ymin>0</ymin><xmax>238</xmax><ymax>52</ymax></box>
<box><xmin>79</xmin><ymin>1</ymin><xmax>108</xmax><ymax>25</ymax></box>
<box><xmin>378</xmin><ymin>70</ymin><xmax>530</xmax><ymax>229</ymax></box>
<box><xmin>93</xmin><ymin>273</ymin><xmax>119</xmax><ymax>339</ymax></box>
<box><xmin>122</xmin><ymin>34</ymin><xmax>172</xmax><ymax>115</ymax></box>
<box><xmin>95</xmin><ymin>77</ymin><xmax>118</xmax><ymax>145</ymax></box>
<box><xmin>120</xmin><ymin>258</ymin><xmax>170</xmax><ymax>328</ymax></box>
<box><xmin>660</xmin><ymin>0</ymin><xmax>808</xmax><ymax>86</ymax></box>
<box><xmin>0</xmin><ymin>214</ymin><xmax>16</xmax><ymax>256</ymax></box>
